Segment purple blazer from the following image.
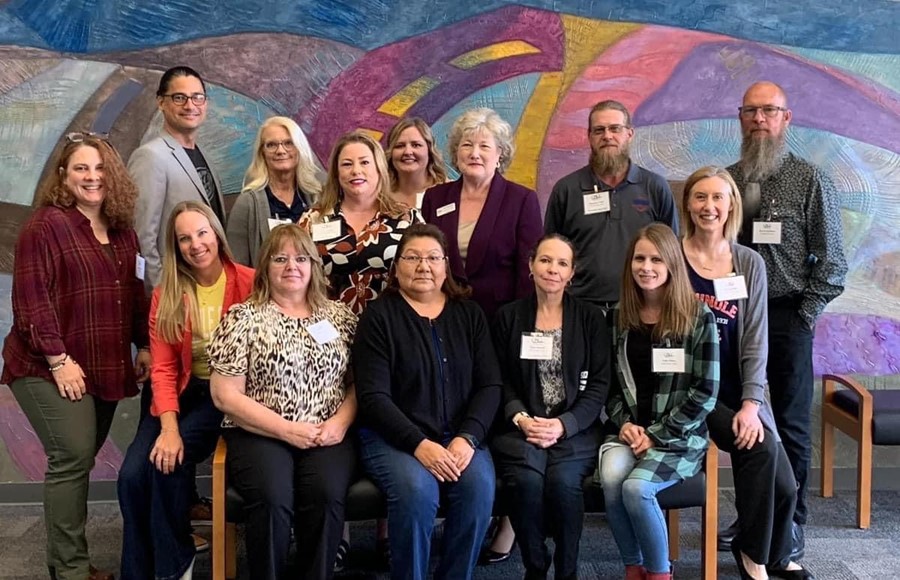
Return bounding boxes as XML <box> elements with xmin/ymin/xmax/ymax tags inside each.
<box><xmin>421</xmin><ymin>173</ymin><xmax>543</xmax><ymax>319</ymax></box>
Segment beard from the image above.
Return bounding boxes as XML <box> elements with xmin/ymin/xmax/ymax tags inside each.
<box><xmin>739</xmin><ymin>130</ymin><xmax>787</xmax><ymax>182</ymax></box>
<box><xmin>589</xmin><ymin>141</ymin><xmax>631</xmax><ymax>177</ymax></box>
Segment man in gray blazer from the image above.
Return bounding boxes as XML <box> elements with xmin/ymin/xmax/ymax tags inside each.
<box><xmin>129</xmin><ymin>66</ymin><xmax>226</xmax><ymax>292</ymax></box>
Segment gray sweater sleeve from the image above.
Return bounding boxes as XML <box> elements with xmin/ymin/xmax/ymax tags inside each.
<box><xmin>733</xmin><ymin>244</ymin><xmax>768</xmax><ymax>403</ymax></box>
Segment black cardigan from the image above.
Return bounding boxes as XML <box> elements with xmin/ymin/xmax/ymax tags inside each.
<box><xmin>353</xmin><ymin>292</ymin><xmax>502</xmax><ymax>454</ymax></box>
<box><xmin>492</xmin><ymin>293</ymin><xmax>610</xmax><ymax>439</ymax></box>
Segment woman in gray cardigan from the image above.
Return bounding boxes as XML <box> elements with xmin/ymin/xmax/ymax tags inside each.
<box><xmin>680</xmin><ymin>166</ymin><xmax>813</xmax><ymax>580</ymax></box>
<box><xmin>227</xmin><ymin>116</ymin><xmax>321</xmax><ymax>266</ymax></box>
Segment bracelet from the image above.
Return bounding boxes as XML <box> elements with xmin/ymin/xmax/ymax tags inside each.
<box><xmin>512</xmin><ymin>411</ymin><xmax>531</xmax><ymax>428</ymax></box>
<box><xmin>48</xmin><ymin>354</ymin><xmax>69</xmax><ymax>372</ymax></box>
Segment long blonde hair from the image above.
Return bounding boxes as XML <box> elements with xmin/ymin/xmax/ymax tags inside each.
<box><xmin>314</xmin><ymin>131</ymin><xmax>405</xmax><ymax>218</ymax></box>
<box><xmin>618</xmin><ymin>224</ymin><xmax>699</xmax><ymax>342</ymax></box>
<box><xmin>155</xmin><ymin>201</ymin><xmax>235</xmax><ymax>343</ymax></box>
<box><xmin>248</xmin><ymin>224</ymin><xmax>329</xmax><ymax>312</ymax></box>
<box><xmin>241</xmin><ymin>116</ymin><xmax>322</xmax><ymax>199</ymax></box>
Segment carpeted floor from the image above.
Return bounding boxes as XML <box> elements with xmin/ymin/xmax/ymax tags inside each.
<box><xmin>1</xmin><ymin>489</ymin><xmax>898</xmax><ymax>579</ymax></box>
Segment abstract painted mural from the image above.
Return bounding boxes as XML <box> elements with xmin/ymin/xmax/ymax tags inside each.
<box><xmin>0</xmin><ymin>1</ymin><xmax>898</xmax><ymax>482</ymax></box>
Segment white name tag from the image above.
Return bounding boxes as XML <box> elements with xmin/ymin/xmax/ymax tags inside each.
<box><xmin>311</xmin><ymin>220</ymin><xmax>342</xmax><ymax>242</ymax></box>
<box><xmin>583</xmin><ymin>191</ymin><xmax>611</xmax><ymax>215</ymax></box>
<box><xmin>415</xmin><ymin>192</ymin><xmax>425</xmax><ymax>209</ymax></box>
<box><xmin>436</xmin><ymin>202</ymin><xmax>456</xmax><ymax>217</ymax></box>
<box><xmin>135</xmin><ymin>254</ymin><xmax>146</xmax><ymax>280</ymax></box>
<box><xmin>520</xmin><ymin>333</ymin><xmax>553</xmax><ymax>360</ymax></box>
<box><xmin>713</xmin><ymin>275</ymin><xmax>748</xmax><ymax>301</ymax></box>
<box><xmin>752</xmin><ymin>221</ymin><xmax>782</xmax><ymax>244</ymax></box>
<box><xmin>652</xmin><ymin>347</ymin><xmax>686</xmax><ymax>373</ymax></box>
<box><xmin>267</xmin><ymin>217</ymin><xmax>292</xmax><ymax>232</ymax></box>
<box><xmin>307</xmin><ymin>320</ymin><xmax>340</xmax><ymax>344</ymax></box>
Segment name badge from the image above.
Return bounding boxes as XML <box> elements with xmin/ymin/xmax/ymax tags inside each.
<box><xmin>311</xmin><ymin>220</ymin><xmax>342</xmax><ymax>242</ymax></box>
<box><xmin>135</xmin><ymin>254</ymin><xmax>146</xmax><ymax>280</ymax></box>
<box><xmin>415</xmin><ymin>192</ymin><xmax>425</xmax><ymax>209</ymax></box>
<box><xmin>652</xmin><ymin>347</ymin><xmax>685</xmax><ymax>373</ymax></box>
<box><xmin>307</xmin><ymin>320</ymin><xmax>340</xmax><ymax>344</ymax></box>
<box><xmin>267</xmin><ymin>217</ymin><xmax>292</xmax><ymax>232</ymax></box>
<box><xmin>713</xmin><ymin>275</ymin><xmax>748</xmax><ymax>301</ymax></box>
<box><xmin>436</xmin><ymin>202</ymin><xmax>456</xmax><ymax>217</ymax></box>
<box><xmin>583</xmin><ymin>190</ymin><xmax>611</xmax><ymax>215</ymax></box>
<box><xmin>520</xmin><ymin>333</ymin><xmax>553</xmax><ymax>360</ymax></box>
<box><xmin>752</xmin><ymin>221</ymin><xmax>782</xmax><ymax>244</ymax></box>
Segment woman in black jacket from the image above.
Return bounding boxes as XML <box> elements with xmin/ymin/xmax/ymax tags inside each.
<box><xmin>490</xmin><ymin>234</ymin><xmax>611</xmax><ymax>580</ymax></box>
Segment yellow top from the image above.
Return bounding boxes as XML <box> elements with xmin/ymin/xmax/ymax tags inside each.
<box><xmin>191</xmin><ymin>270</ymin><xmax>227</xmax><ymax>378</ymax></box>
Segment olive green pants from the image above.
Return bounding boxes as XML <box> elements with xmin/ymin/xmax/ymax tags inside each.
<box><xmin>10</xmin><ymin>377</ymin><xmax>117</xmax><ymax>580</ymax></box>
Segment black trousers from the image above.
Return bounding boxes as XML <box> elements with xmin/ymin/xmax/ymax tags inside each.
<box><xmin>767</xmin><ymin>297</ymin><xmax>814</xmax><ymax>525</ymax></box>
<box><xmin>225</xmin><ymin>428</ymin><xmax>357</xmax><ymax>580</ymax></box>
<box><xmin>707</xmin><ymin>403</ymin><xmax>796</xmax><ymax>565</ymax></box>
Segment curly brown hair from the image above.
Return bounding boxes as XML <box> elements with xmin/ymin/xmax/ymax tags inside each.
<box><xmin>37</xmin><ymin>136</ymin><xmax>138</xmax><ymax>230</ymax></box>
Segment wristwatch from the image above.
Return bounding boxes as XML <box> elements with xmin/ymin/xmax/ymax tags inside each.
<box><xmin>512</xmin><ymin>411</ymin><xmax>531</xmax><ymax>429</ymax></box>
<box><xmin>458</xmin><ymin>433</ymin><xmax>479</xmax><ymax>449</ymax></box>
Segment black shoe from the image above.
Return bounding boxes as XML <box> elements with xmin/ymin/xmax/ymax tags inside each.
<box><xmin>730</xmin><ymin>543</ymin><xmax>754</xmax><ymax>580</ymax></box>
<box><xmin>766</xmin><ymin>564</ymin><xmax>815</xmax><ymax>580</ymax></box>
<box><xmin>478</xmin><ymin>546</ymin><xmax>512</xmax><ymax>565</ymax></box>
<box><xmin>717</xmin><ymin>518</ymin><xmax>739</xmax><ymax>552</ymax></box>
<box><xmin>789</xmin><ymin>522</ymin><xmax>805</xmax><ymax>561</ymax></box>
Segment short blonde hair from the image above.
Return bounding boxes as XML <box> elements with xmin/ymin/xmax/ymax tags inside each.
<box><xmin>248</xmin><ymin>224</ymin><xmax>329</xmax><ymax>312</ymax></box>
<box><xmin>446</xmin><ymin>108</ymin><xmax>514</xmax><ymax>174</ymax></box>
<box><xmin>680</xmin><ymin>166</ymin><xmax>743</xmax><ymax>242</ymax></box>
<box><xmin>242</xmin><ymin>116</ymin><xmax>322</xmax><ymax>199</ymax></box>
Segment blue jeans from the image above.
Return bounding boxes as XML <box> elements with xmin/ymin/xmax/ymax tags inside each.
<box><xmin>118</xmin><ymin>378</ymin><xmax>223</xmax><ymax>580</ymax></box>
<box><xmin>358</xmin><ymin>429</ymin><xmax>495</xmax><ymax>580</ymax></box>
<box><xmin>599</xmin><ymin>444</ymin><xmax>677</xmax><ymax>574</ymax></box>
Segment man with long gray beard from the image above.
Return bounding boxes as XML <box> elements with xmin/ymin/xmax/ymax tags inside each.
<box><xmin>544</xmin><ymin>100</ymin><xmax>677</xmax><ymax>308</ymax></box>
<box><xmin>722</xmin><ymin>81</ymin><xmax>846</xmax><ymax>575</ymax></box>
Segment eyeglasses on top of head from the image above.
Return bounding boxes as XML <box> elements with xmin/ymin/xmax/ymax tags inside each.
<box><xmin>263</xmin><ymin>140</ymin><xmax>297</xmax><ymax>153</ymax></box>
<box><xmin>65</xmin><ymin>131</ymin><xmax>109</xmax><ymax>143</ymax></box>
<box><xmin>271</xmin><ymin>255</ymin><xmax>313</xmax><ymax>266</ymax></box>
<box><xmin>397</xmin><ymin>255</ymin><xmax>447</xmax><ymax>265</ymax></box>
<box><xmin>738</xmin><ymin>106</ymin><xmax>787</xmax><ymax>118</ymax></box>
<box><xmin>161</xmin><ymin>93</ymin><xmax>208</xmax><ymax>106</ymax></box>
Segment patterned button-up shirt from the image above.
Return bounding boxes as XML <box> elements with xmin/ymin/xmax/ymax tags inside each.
<box><xmin>728</xmin><ymin>153</ymin><xmax>847</xmax><ymax>327</ymax></box>
<box><xmin>298</xmin><ymin>204</ymin><xmax>418</xmax><ymax>315</ymax></box>
<box><xmin>2</xmin><ymin>206</ymin><xmax>149</xmax><ymax>400</ymax></box>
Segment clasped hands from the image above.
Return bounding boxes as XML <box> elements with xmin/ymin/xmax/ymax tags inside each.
<box><xmin>517</xmin><ymin>416</ymin><xmax>565</xmax><ymax>449</ymax></box>
<box><xmin>414</xmin><ymin>437</ymin><xmax>475</xmax><ymax>483</ymax></box>
<box><xmin>283</xmin><ymin>417</ymin><xmax>350</xmax><ymax>449</ymax></box>
<box><xmin>619</xmin><ymin>422</ymin><xmax>655</xmax><ymax>457</ymax></box>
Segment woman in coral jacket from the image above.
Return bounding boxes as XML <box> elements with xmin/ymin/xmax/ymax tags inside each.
<box><xmin>117</xmin><ymin>200</ymin><xmax>254</xmax><ymax>580</ymax></box>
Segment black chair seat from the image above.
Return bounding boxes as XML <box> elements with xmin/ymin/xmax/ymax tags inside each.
<box><xmin>226</xmin><ymin>471</ymin><xmax>707</xmax><ymax>523</ymax></box>
<box><xmin>833</xmin><ymin>389</ymin><xmax>900</xmax><ymax>445</ymax></box>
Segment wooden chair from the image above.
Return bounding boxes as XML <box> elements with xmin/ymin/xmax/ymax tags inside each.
<box><xmin>213</xmin><ymin>437</ymin><xmax>718</xmax><ymax>579</ymax></box>
<box><xmin>820</xmin><ymin>373</ymin><xmax>900</xmax><ymax>528</ymax></box>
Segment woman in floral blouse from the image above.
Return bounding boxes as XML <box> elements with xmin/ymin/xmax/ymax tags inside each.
<box><xmin>298</xmin><ymin>131</ymin><xmax>417</xmax><ymax>315</ymax></box>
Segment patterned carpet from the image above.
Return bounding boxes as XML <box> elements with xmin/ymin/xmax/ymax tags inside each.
<box><xmin>1</xmin><ymin>489</ymin><xmax>898</xmax><ymax>579</ymax></box>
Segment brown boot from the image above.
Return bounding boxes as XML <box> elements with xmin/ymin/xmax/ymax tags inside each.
<box><xmin>88</xmin><ymin>565</ymin><xmax>115</xmax><ymax>580</ymax></box>
<box><xmin>625</xmin><ymin>564</ymin><xmax>647</xmax><ymax>579</ymax></box>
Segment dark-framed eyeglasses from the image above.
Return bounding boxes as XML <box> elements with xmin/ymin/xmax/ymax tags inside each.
<box><xmin>65</xmin><ymin>131</ymin><xmax>109</xmax><ymax>143</ymax></box>
<box><xmin>589</xmin><ymin>124</ymin><xmax>629</xmax><ymax>136</ymax></box>
<box><xmin>263</xmin><ymin>140</ymin><xmax>297</xmax><ymax>153</ymax></box>
<box><xmin>271</xmin><ymin>255</ymin><xmax>313</xmax><ymax>267</ymax></box>
<box><xmin>397</xmin><ymin>255</ymin><xmax>447</xmax><ymax>265</ymax></box>
<box><xmin>738</xmin><ymin>105</ymin><xmax>787</xmax><ymax>119</ymax></box>
<box><xmin>161</xmin><ymin>93</ymin><xmax>208</xmax><ymax>106</ymax></box>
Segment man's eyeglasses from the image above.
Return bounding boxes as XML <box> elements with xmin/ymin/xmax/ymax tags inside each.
<box><xmin>589</xmin><ymin>124</ymin><xmax>629</xmax><ymax>136</ymax></box>
<box><xmin>271</xmin><ymin>255</ymin><xmax>312</xmax><ymax>266</ymax></box>
<box><xmin>263</xmin><ymin>140</ymin><xmax>297</xmax><ymax>153</ymax></box>
<box><xmin>161</xmin><ymin>93</ymin><xmax>208</xmax><ymax>106</ymax></box>
<box><xmin>738</xmin><ymin>106</ymin><xmax>787</xmax><ymax>119</ymax></box>
<box><xmin>397</xmin><ymin>255</ymin><xmax>447</xmax><ymax>265</ymax></box>
<box><xmin>66</xmin><ymin>131</ymin><xmax>109</xmax><ymax>143</ymax></box>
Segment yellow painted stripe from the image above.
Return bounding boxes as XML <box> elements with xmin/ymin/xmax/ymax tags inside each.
<box><xmin>357</xmin><ymin>128</ymin><xmax>384</xmax><ymax>141</ymax></box>
<box><xmin>377</xmin><ymin>76</ymin><xmax>440</xmax><ymax>117</ymax></box>
<box><xmin>560</xmin><ymin>16</ymin><xmax>641</xmax><ymax>95</ymax></box>
<box><xmin>450</xmin><ymin>40</ymin><xmax>542</xmax><ymax>70</ymax></box>
<box><xmin>505</xmin><ymin>72</ymin><xmax>564</xmax><ymax>190</ymax></box>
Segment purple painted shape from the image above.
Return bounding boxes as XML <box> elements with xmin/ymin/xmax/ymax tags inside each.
<box><xmin>813</xmin><ymin>313</ymin><xmax>900</xmax><ymax>376</ymax></box>
<box><xmin>0</xmin><ymin>385</ymin><xmax>123</xmax><ymax>481</ymax></box>
<box><xmin>307</xmin><ymin>5</ymin><xmax>563</xmax><ymax>157</ymax></box>
<box><xmin>636</xmin><ymin>42</ymin><xmax>900</xmax><ymax>154</ymax></box>
<box><xmin>536</xmin><ymin>148</ymin><xmax>587</xmax><ymax>209</ymax></box>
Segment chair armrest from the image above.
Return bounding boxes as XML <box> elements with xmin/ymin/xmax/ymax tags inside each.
<box><xmin>823</xmin><ymin>374</ymin><xmax>873</xmax><ymax>423</ymax></box>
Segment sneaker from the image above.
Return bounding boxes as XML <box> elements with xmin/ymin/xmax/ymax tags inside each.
<box><xmin>193</xmin><ymin>533</ymin><xmax>210</xmax><ymax>554</ymax></box>
<box><xmin>190</xmin><ymin>497</ymin><xmax>213</xmax><ymax>525</ymax></box>
<box><xmin>333</xmin><ymin>538</ymin><xmax>350</xmax><ymax>573</ymax></box>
